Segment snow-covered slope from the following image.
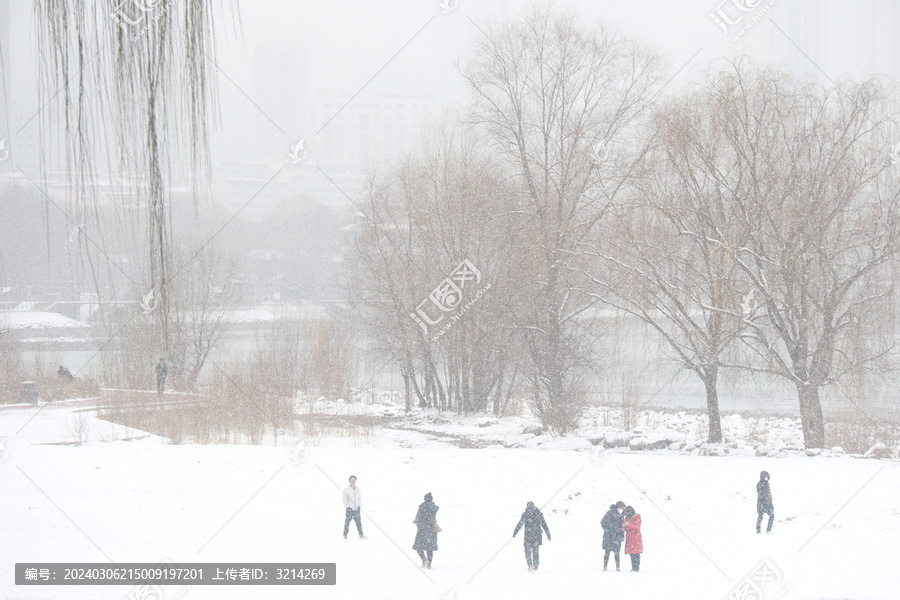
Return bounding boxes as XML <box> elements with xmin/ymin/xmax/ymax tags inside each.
<box><xmin>1</xmin><ymin>402</ymin><xmax>897</xmax><ymax>599</ymax></box>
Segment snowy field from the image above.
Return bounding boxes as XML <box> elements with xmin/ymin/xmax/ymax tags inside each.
<box><xmin>1</xmin><ymin>401</ymin><xmax>899</xmax><ymax>600</ymax></box>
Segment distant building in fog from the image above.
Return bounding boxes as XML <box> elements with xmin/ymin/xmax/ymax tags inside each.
<box><xmin>308</xmin><ymin>91</ymin><xmax>434</xmax><ymax>170</ymax></box>
<box><xmin>735</xmin><ymin>0</ymin><xmax>830</xmax><ymax>79</ymax></box>
<box><xmin>0</xmin><ymin>0</ymin><xmax>41</xmax><ymax>176</ymax></box>
<box><xmin>253</xmin><ymin>40</ymin><xmax>311</xmax><ymax>162</ymax></box>
<box><xmin>855</xmin><ymin>0</ymin><xmax>900</xmax><ymax>82</ymax></box>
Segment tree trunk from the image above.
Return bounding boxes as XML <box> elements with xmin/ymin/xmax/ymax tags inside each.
<box><xmin>410</xmin><ymin>372</ymin><xmax>427</xmax><ymax>409</ymax></box>
<box><xmin>797</xmin><ymin>382</ymin><xmax>826</xmax><ymax>449</ymax></box>
<box><xmin>402</xmin><ymin>372</ymin><xmax>411</xmax><ymax>412</ymax></box>
<box><xmin>702</xmin><ymin>368</ymin><xmax>723</xmax><ymax>443</ymax></box>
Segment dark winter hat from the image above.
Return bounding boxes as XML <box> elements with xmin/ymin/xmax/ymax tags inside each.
<box><xmin>615</xmin><ymin>501</ymin><xmax>626</xmax><ymax>509</ymax></box>
<box><xmin>623</xmin><ymin>506</ymin><xmax>635</xmax><ymax>518</ymax></box>
<box><xmin>526</xmin><ymin>501</ymin><xmax>535</xmax><ymax>509</ymax></box>
<box><xmin>349</xmin><ymin>475</ymin><xmax>357</xmax><ymax>481</ymax></box>
<box><xmin>760</xmin><ymin>471</ymin><xmax>770</xmax><ymax>480</ymax></box>
<box><xmin>424</xmin><ymin>493</ymin><xmax>433</xmax><ymax>502</ymax></box>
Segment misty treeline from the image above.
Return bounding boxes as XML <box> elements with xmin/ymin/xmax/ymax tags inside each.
<box><xmin>345</xmin><ymin>6</ymin><xmax>900</xmax><ymax>448</ymax></box>
<box><xmin>22</xmin><ymin>3</ymin><xmax>900</xmax><ymax>449</ymax></box>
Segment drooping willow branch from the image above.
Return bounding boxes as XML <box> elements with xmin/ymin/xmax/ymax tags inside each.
<box><xmin>34</xmin><ymin>0</ymin><xmax>235</xmax><ymax>350</ymax></box>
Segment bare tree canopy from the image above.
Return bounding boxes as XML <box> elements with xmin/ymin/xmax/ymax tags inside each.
<box><xmin>458</xmin><ymin>5</ymin><xmax>664</xmax><ymax>431</ymax></box>
<box><xmin>667</xmin><ymin>60</ymin><xmax>900</xmax><ymax>448</ymax></box>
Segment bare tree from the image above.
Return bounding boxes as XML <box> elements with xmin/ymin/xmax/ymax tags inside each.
<box><xmin>345</xmin><ymin>119</ymin><xmax>522</xmax><ymax>414</ymax></box>
<box><xmin>587</xmin><ymin>91</ymin><xmax>753</xmax><ymax>443</ymax></box>
<box><xmin>101</xmin><ymin>239</ymin><xmax>243</xmax><ymax>391</ymax></box>
<box><xmin>458</xmin><ymin>6</ymin><xmax>664</xmax><ymax>431</ymax></box>
<box><xmin>678</xmin><ymin>60</ymin><xmax>900</xmax><ymax>448</ymax></box>
<box><xmin>167</xmin><ymin>242</ymin><xmax>244</xmax><ymax>389</ymax></box>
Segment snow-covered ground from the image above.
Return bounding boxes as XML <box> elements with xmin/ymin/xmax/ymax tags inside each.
<box><xmin>0</xmin><ymin>312</ymin><xmax>89</xmax><ymax>329</ymax></box>
<box><xmin>1</xmin><ymin>401</ymin><xmax>898</xmax><ymax>600</ymax></box>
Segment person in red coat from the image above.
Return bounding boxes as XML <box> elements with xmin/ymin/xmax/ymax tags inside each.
<box><xmin>622</xmin><ymin>506</ymin><xmax>642</xmax><ymax>572</ymax></box>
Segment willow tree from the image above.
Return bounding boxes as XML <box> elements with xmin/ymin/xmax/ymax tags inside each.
<box><xmin>590</xmin><ymin>105</ymin><xmax>745</xmax><ymax>443</ymax></box>
<box><xmin>35</xmin><ymin>0</ymin><xmax>233</xmax><ymax>351</ymax></box>
<box><xmin>686</xmin><ymin>61</ymin><xmax>900</xmax><ymax>449</ymax></box>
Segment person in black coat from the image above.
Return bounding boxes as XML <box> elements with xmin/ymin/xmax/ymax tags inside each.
<box><xmin>601</xmin><ymin>501</ymin><xmax>626</xmax><ymax>571</ymax></box>
<box><xmin>756</xmin><ymin>471</ymin><xmax>774</xmax><ymax>533</ymax></box>
<box><xmin>155</xmin><ymin>358</ymin><xmax>168</xmax><ymax>395</ymax></box>
<box><xmin>412</xmin><ymin>493</ymin><xmax>439</xmax><ymax>568</ymax></box>
<box><xmin>512</xmin><ymin>501</ymin><xmax>551</xmax><ymax>572</ymax></box>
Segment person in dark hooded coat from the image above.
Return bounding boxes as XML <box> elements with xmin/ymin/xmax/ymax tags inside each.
<box><xmin>756</xmin><ymin>471</ymin><xmax>774</xmax><ymax>533</ymax></box>
<box><xmin>512</xmin><ymin>501</ymin><xmax>551</xmax><ymax>571</ymax></box>
<box><xmin>601</xmin><ymin>501</ymin><xmax>626</xmax><ymax>571</ymax></box>
<box><xmin>412</xmin><ymin>493</ymin><xmax>439</xmax><ymax>568</ymax></box>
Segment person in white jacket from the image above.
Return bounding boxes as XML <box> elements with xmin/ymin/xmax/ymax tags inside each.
<box><xmin>343</xmin><ymin>475</ymin><xmax>365</xmax><ymax>539</ymax></box>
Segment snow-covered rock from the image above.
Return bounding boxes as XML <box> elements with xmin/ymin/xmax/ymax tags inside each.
<box><xmin>604</xmin><ymin>431</ymin><xmax>634</xmax><ymax>448</ymax></box>
<box><xmin>629</xmin><ymin>437</ymin><xmax>649</xmax><ymax>451</ymax></box>
<box><xmin>647</xmin><ymin>431</ymin><xmax>685</xmax><ymax>450</ymax></box>
<box><xmin>864</xmin><ymin>443</ymin><xmax>891</xmax><ymax>459</ymax></box>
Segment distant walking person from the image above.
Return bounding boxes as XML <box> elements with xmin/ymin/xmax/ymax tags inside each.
<box><xmin>601</xmin><ymin>501</ymin><xmax>626</xmax><ymax>571</ymax></box>
<box><xmin>342</xmin><ymin>475</ymin><xmax>364</xmax><ymax>539</ymax></box>
<box><xmin>756</xmin><ymin>471</ymin><xmax>774</xmax><ymax>533</ymax></box>
<box><xmin>412</xmin><ymin>493</ymin><xmax>439</xmax><ymax>569</ymax></box>
<box><xmin>622</xmin><ymin>506</ymin><xmax>642</xmax><ymax>572</ymax></box>
<box><xmin>155</xmin><ymin>358</ymin><xmax>168</xmax><ymax>395</ymax></box>
<box><xmin>512</xmin><ymin>501</ymin><xmax>551</xmax><ymax>572</ymax></box>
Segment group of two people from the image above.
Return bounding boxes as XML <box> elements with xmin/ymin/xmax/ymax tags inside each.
<box><xmin>601</xmin><ymin>501</ymin><xmax>643</xmax><ymax>572</ymax></box>
<box><xmin>341</xmin><ymin>476</ymin><xmax>441</xmax><ymax>569</ymax></box>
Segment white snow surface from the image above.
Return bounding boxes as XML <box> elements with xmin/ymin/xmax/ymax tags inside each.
<box><xmin>0</xmin><ymin>312</ymin><xmax>89</xmax><ymax>329</ymax></box>
<box><xmin>1</xmin><ymin>401</ymin><xmax>898</xmax><ymax>600</ymax></box>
